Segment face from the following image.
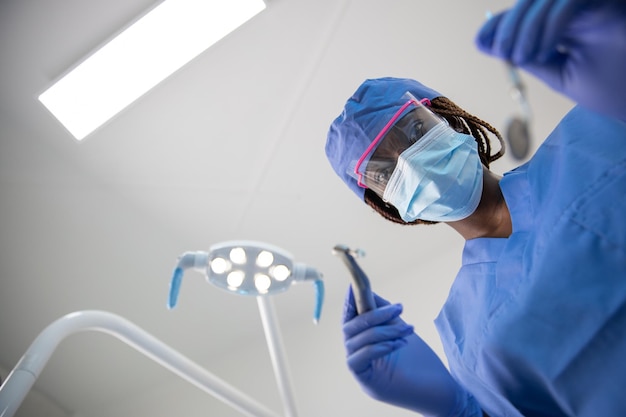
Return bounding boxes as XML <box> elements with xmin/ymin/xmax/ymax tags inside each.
<box><xmin>362</xmin><ymin>106</ymin><xmax>445</xmax><ymax>198</ymax></box>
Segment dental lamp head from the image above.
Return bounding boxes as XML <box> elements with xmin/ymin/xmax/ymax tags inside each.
<box><xmin>167</xmin><ymin>240</ymin><xmax>325</xmax><ymax>323</ymax></box>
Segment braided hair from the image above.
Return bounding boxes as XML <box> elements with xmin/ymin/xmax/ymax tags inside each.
<box><xmin>363</xmin><ymin>96</ymin><xmax>505</xmax><ymax>226</ymax></box>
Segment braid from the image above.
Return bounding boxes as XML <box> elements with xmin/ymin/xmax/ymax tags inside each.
<box><xmin>430</xmin><ymin>97</ymin><xmax>505</xmax><ymax>167</ymax></box>
<box><xmin>364</xmin><ymin>96</ymin><xmax>505</xmax><ymax>226</ymax></box>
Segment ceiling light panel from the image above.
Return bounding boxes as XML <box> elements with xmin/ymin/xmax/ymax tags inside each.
<box><xmin>39</xmin><ymin>0</ymin><xmax>266</xmax><ymax>141</ymax></box>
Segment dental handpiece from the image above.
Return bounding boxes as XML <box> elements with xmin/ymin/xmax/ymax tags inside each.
<box><xmin>332</xmin><ymin>244</ymin><xmax>376</xmax><ymax>314</ymax></box>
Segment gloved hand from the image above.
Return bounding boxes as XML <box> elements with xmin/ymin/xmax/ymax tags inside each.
<box><xmin>342</xmin><ymin>287</ymin><xmax>482</xmax><ymax>417</ymax></box>
<box><xmin>476</xmin><ymin>1</ymin><xmax>626</xmax><ymax>121</ymax></box>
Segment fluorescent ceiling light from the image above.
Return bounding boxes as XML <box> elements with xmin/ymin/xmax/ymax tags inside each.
<box><xmin>39</xmin><ymin>0</ymin><xmax>266</xmax><ymax>141</ymax></box>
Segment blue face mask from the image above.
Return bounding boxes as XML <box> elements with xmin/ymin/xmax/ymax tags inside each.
<box><xmin>382</xmin><ymin>123</ymin><xmax>483</xmax><ymax>222</ymax></box>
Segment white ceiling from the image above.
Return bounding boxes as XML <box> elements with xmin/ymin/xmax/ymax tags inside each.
<box><xmin>0</xmin><ymin>1</ymin><xmax>574</xmax><ymax>416</ymax></box>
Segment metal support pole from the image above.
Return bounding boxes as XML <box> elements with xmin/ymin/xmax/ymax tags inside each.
<box><xmin>256</xmin><ymin>296</ymin><xmax>299</xmax><ymax>417</ymax></box>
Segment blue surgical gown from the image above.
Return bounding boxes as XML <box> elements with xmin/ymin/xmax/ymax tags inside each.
<box><xmin>435</xmin><ymin>105</ymin><xmax>626</xmax><ymax>417</ymax></box>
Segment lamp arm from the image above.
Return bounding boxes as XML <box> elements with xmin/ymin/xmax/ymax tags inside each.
<box><xmin>0</xmin><ymin>311</ymin><xmax>281</xmax><ymax>417</ymax></box>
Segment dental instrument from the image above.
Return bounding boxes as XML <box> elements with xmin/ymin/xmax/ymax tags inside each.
<box><xmin>504</xmin><ymin>62</ymin><xmax>533</xmax><ymax>160</ymax></box>
<box><xmin>485</xmin><ymin>9</ymin><xmax>532</xmax><ymax>161</ymax></box>
<box><xmin>332</xmin><ymin>244</ymin><xmax>375</xmax><ymax>314</ymax></box>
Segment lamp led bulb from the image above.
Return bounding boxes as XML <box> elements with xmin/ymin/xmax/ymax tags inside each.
<box><xmin>256</xmin><ymin>251</ymin><xmax>274</xmax><ymax>268</ymax></box>
<box><xmin>227</xmin><ymin>270</ymin><xmax>246</xmax><ymax>289</ymax></box>
<box><xmin>210</xmin><ymin>257</ymin><xmax>230</xmax><ymax>274</ymax></box>
<box><xmin>271</xmin><ymin>265</ymin><xmax>290</xmax><ymax>282</ymax></box>
<box><xmin>229</xmin><ymin>247</ymin><xmax>247</xmax><ymax>264</ymax></box>
<box><xmin>254</xmin><ymin>274</ymin><xmax>272</xmax><ymax>293</ymax></box>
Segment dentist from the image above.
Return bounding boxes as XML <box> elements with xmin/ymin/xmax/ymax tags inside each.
<box><xmin>324</xmin><ymin>2</ymin><xmax>626</xmax><ymax>416</ymax></box>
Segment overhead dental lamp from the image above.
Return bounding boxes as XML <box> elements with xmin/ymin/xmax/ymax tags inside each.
<box><xmin>168</xmin><ymin>240</ymin><xmax>324</xmax><ymax>323</ymax></box>
<box><xmin>166</xmin><ymin>240</ymin><xmax>325</xmax><ymax>417</ymax></box>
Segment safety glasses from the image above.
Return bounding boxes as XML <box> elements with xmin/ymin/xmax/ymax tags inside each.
<box><xmin>350</xmin><ymin>92</ymin><xmax>446</xmax><ymax>197</ymax></box>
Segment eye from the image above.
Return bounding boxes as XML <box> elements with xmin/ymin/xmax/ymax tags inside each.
<box><xmin>375</xmin><ymin>167</ymin><xmax>393</xmax><ymax>184</ymax></box>
<box><xmin>408</xmin><ymin>121</ymin><xmax>424</xmax><ymax>144</ymax></box>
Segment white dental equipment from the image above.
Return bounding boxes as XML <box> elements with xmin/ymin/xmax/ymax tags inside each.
<box><xmin>168</xmin><ymin>240</ymin><xmax>324</xmax><ymax>324</ymax></box>
<box><xmin>168</xmin><ymin>240</ymin><xmax>325</xmax><ymax>417</ymax></box>
<box><xmin>0</xmin><ymin>240</ymin><xmax>324</xmax><ymax>417</ymax></box>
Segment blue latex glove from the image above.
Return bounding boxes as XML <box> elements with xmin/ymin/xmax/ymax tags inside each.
<box><xmin>476</xmin><ymin>1</ymin><xmax>626</xmax><ymax>121</ymax></box>
<box><xmin>342</xmin><ymin>287</ymin><xmax>483</xmax><ymax>417</ymax></box>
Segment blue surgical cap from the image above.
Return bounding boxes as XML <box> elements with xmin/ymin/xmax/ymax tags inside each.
<box><xmin>325</xmin><ymin>77</ymin><xmax>443</xmax><ymax>200</ymax></box>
